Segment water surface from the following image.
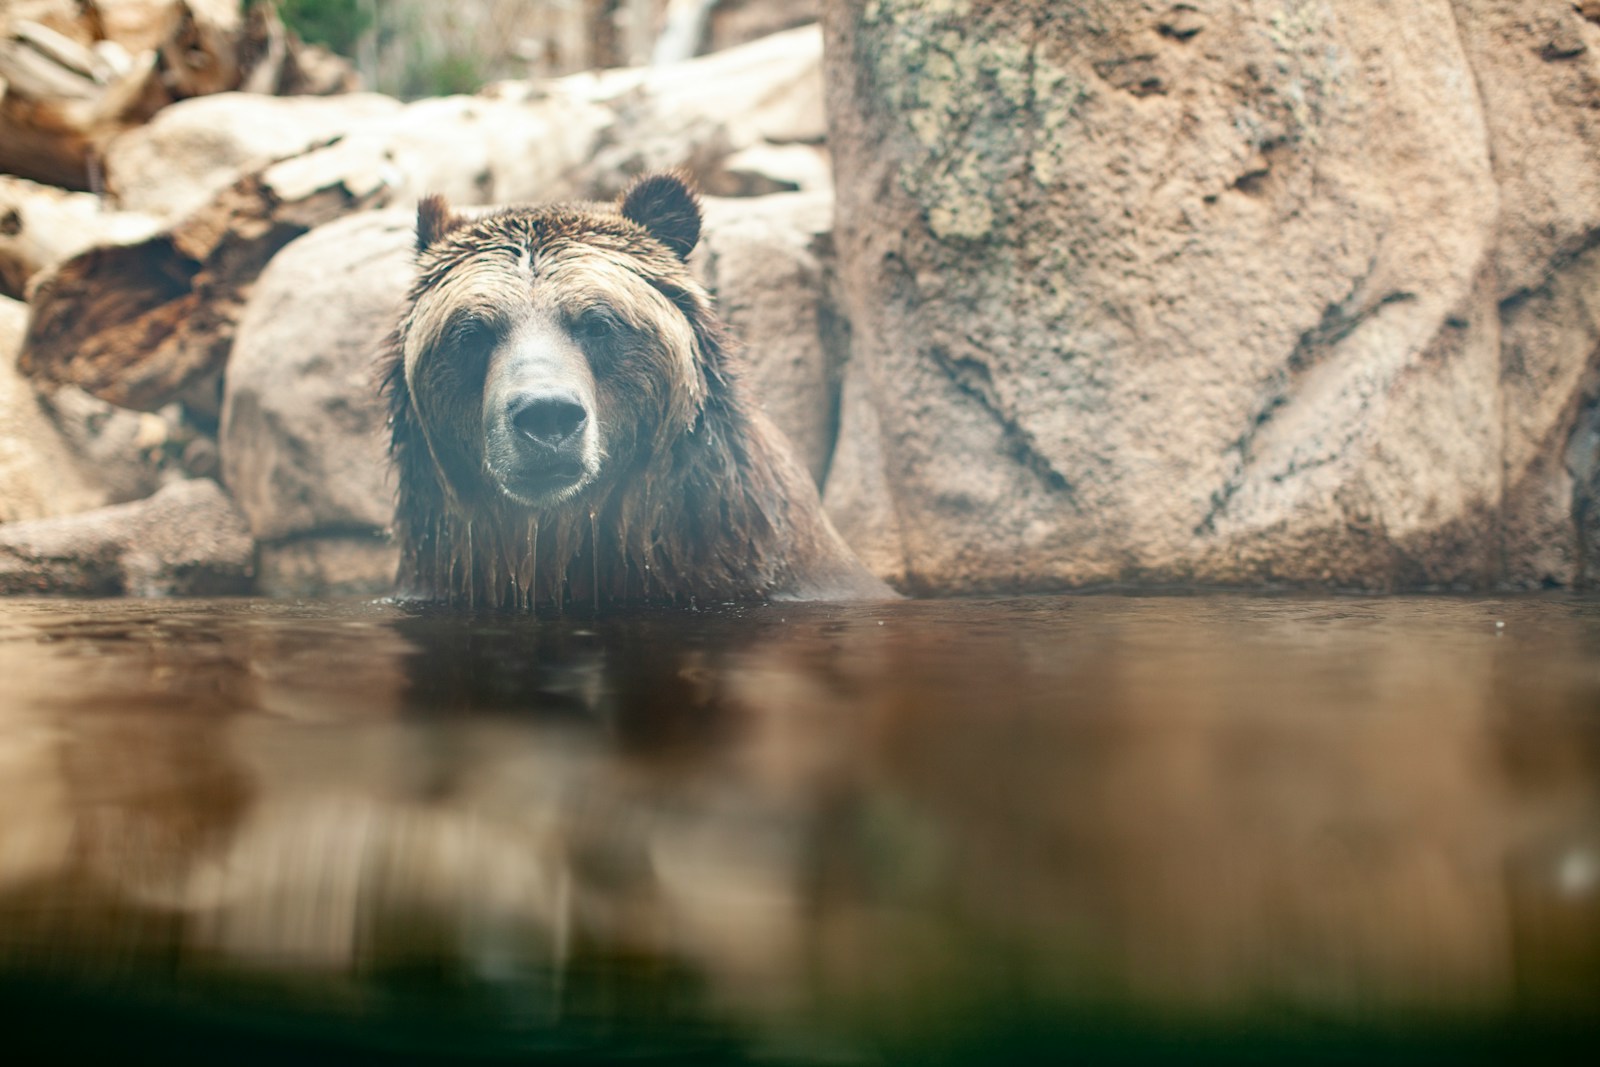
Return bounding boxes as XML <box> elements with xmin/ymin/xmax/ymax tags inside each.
<box><xmin>0</xmin><ymin>594</ymin><xmax>1596</xmax><ymax>1062</ymax></box>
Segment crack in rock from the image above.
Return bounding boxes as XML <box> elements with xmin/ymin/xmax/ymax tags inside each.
<box><xmin>1197</xmin><ymin>284</ymin><xmax>1418</xmax><ymax>536</ymax></box>
<box><xmin>929</xmin><ymin>345</ymin><xmax>1076</xmax><ymax>500</ymax></box>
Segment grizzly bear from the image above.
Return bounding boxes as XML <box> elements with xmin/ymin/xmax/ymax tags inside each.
<box><xmin>379</xmin><ymin>172</ymin><xmax>892</xmax><ymax>609</ymax></box>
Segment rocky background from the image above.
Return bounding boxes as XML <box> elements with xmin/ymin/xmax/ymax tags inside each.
<box><xmin>2</xmin><ymin>0</ymin><xmax>1599</xmax><ymax>597</ymax></box>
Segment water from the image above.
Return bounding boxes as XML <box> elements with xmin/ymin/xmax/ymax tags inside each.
<box><xmin>0</xmin><ymin>594</ymin><xmax>1596</xmax><ymax>1063</ymax></box>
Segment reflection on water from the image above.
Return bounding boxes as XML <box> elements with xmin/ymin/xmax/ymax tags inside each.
<box><xmin>0</xmin><ymin>595</ymin><xmax>1597</xmax><ymax>1062</ymax></box>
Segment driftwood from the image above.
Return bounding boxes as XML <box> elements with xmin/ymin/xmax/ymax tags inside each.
<box><xmin>18</xmin><ymin>26</ymin><xmax>825</xmax><ymax>414</ymax></box>
<box><xmin>0</xmin><ymin>0</ymin><xmax>354</xmax><ymax>189</ymax></box>
<box><xmin>20</xmin><ymin>161</ymin><xmax>385</xmax><ymax>411</ymax></box>
<box><xmin>0</xmin><ymin>175</ymin><xmax>160</xmax><ymax>300</ymax></box>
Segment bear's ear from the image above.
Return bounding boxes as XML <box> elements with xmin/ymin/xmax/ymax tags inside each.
<box><xmin>619</xmin><ymin>171</ymin><xmax>701</xmax><ymax>260</ymax></box>
<box><xmin>416</xmin><ymin>194</ymin><xmax>465</xmax><ymax>254</ymax></box>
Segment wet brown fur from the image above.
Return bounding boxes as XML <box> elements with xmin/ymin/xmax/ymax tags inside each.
<box><xmin>379</xmin><ymin>174</ymin><xmax>891</xmax><ymax>609</ymax></box>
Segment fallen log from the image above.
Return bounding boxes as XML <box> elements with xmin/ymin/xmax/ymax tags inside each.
<box><xmin>20</xmin><ymin>157</ymin><xmax>386</xmax><ymax>412</ymax></box>
<box><xmin>0</xmin><ymin>175</ymin><xmax>161</xmax><ymax>300</ymax></box>
<box><xmin>0</xmin><ymin>1</ymin><xmax>354</xmax><ymax>189</ymax></box>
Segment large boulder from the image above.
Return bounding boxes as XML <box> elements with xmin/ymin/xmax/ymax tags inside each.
<box><xmin>1461</xmin><ymin>2</ymin><xmax>1600</xmax><ymax>589</ymax></box>
<box><xmin>219</xmin><ymin>209</ymin><xmax>412</xmax><ymax>592</ymax></box>
<box><xmin>822</xmin><ymin>0</ymin><xmax>1600</xmax><ymax>592</ymax></box>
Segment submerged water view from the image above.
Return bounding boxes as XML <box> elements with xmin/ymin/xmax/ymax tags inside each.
<box><xmin>0</xmin><ymin>594</ymin><xmax>1596</xmax><ymax>1063</ymax></box>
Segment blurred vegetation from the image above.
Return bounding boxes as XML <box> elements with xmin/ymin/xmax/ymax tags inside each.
<box><xmin>269</xmin><ymin>1</ymin><xmax>797</xmax><ymax>101</ymax></box>
<box><xmin>274</xmin><ymin>0</ymin><xmax>373</xmax><ymax>58</ymax></box>
<box><xmin>402</xmin><ymin>52</ymin><xmax>490</xmax><ymax>99</ymax></box>
<box><xmin>270</xmin><ymin>0</ymin><xmax>639</xmax><ymax>100</ymax></box>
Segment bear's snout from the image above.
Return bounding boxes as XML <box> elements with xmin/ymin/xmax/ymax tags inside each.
<box><xmin>489</xmin><ymin>387</ymin><xmax>595</xmax><ymax>504</ymax></box>
<box><xmin>479</xmin><ymin>318</ymin><xmax>602</xmax><ymax>507</ymax></box>
<box><xmin>509</xmin><ymin>392</ymin><xmax>588</xmax><ymax>451</ymax></box>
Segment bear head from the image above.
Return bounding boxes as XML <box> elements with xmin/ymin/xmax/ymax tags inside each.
<box><xmin>395</xmin><ymin>172</ymin><xmax>719</xmax><ymax>514</ymax></box>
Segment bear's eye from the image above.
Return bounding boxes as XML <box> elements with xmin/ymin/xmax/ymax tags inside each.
<box><xmin>446</xmin><ymin>314</ymin><xmax>496</xmax><ymax>357</ymax></box>
<box><xmin>573</xmin><ymin>308</ymin><xmax>620</xmax><ymax>343</ymax></box>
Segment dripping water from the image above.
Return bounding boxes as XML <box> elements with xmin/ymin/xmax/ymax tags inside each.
<box><xmin>433</xmin><ymin>515</ymin><xmax>446</xmax><ymax>603</ymax></box>
<box><xmin>506</xmin><ymin>525</ymin><xmax>523</xmax><ymax>613</ymax></box>
<box><xmin>534</xmin><ymin>518</ymin><xmax>547</xmax><ymax>617</ymax></box>
<box><xmin>529</xmin><ymin>519</ymin><xmax>539</xmax><ymax>614</ymax></box>
<box><xmin>550</xmin><ymin>522</ymin><xmax>572</xmax><ymax>615</ymax></box>
<box><xmin>499</xmin><ymin>529</ymin><xmax>517</xmax><ymax>613</ymax></box>
<box><xmin>590</xmin><ymin>506</ymin><xmax>600</xmax><ymax>613</ymax></box>
<box><xmin>616</xmin><ymin>509</ymin><xmax>633</xmax><ymax>603</ymax></box>
<box><xmin>451</xmin><ymin>517</ymin><xmax>464</xmax><ymax>607</ymax></box>
<box><xmin>465</xmin><ymin>521</ymin><xmax>476</xmax><ymax>611</ymax></box>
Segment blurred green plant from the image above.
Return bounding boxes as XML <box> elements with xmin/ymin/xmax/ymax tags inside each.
<box><xmin>403</xmin><ymin>52</ymin><xmax>490</xmax><ymax>99</ymax></box>
<box><xmin>273</xmin><ymin>0</ymin><xmax>374</xmax><ymax>57</ymax></box>
<box><xmin>270</xmin><ymin>0</ymin><xmax>654</xmax><ymax>100</ymax></box>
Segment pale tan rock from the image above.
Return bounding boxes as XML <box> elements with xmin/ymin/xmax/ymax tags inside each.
<box><xmin>703</xmin><ymin>142</ymin><xmax>831</xmax><ymax>197</ymax></box>
<box><xmin>822</xmin><ymin>366</ymin><xmax>908</xmax><ymax>587</ymax></box>
<box><xmin>1456</xmin><ymin>1</ymin><xmax>1600</xmax><ymax>589</ymax></box>
<box><xmin>538</xmin><ymin>23</ymin><xmax>826</xmax><ymax>196</ymax></box>
<box><xmin>2</xmin><ymin>294</ymin><xmax>167</xmax><ymax>524</ymax></box>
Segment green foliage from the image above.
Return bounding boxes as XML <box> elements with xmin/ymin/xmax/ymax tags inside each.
<box><xmin>273</xmin><ymin>0</ymin><xmax>373</xmax><ymax>57</ymax></box>
<box><xmin>403</xmin><ymin>52</ymin><xmax>488</xmax><ymax>99</ymax></box>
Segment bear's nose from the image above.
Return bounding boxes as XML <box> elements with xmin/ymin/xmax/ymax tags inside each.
<box><xmin>509</xmin><ymin>393</ymin><xmax>588</xmax><ymax>449</ymax></box>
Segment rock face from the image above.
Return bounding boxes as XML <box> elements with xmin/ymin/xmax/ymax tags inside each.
<box><xmin>0</xmin><ymin>478</ymin><xmax>254</xmax><ymax>596</ymax></box>
<box><xmin>822</xmin><ymin>0</ymin><xmax>1600</xmax><ymax>592</ymax></box>
<box><xmin>220</xmin><ymin>210</ymin><xmax>409</xmax><ymax>543</ymax></box>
